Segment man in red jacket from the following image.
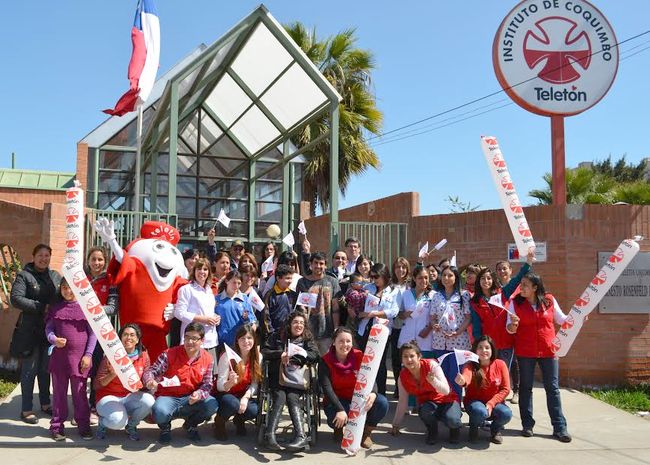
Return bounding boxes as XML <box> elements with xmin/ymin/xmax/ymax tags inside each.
<box><xmin>144</xmin><ymin>322</ymin><xmax>218</xmax><ymax>443</ymax></box>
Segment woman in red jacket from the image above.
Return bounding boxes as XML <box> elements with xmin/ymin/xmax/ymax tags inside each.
<box><xmin>506</xmin><ymin>273</ymin><xmax>571</xmax><ymax>442</ymax></box>
<box><xmin>319</xmin><ymin>327</ymin><xmax>389</xmax><ymax>449</ymax></box>
<box><xmin>455</xmin><ymin>335</ymin><xmax>511</xmax><ymax>444</ymax></box>
<box><xmin>390</xmin><ymin>342</ymin><xmax>460</xmax><ymax>444</ymax></box>
<box><xmin>94</xmin><ymin>323</ymin><xmax>154</xmax><ymax>441</ymax></box>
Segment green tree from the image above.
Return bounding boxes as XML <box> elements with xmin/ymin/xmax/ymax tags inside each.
<box><xmin>284</xmin><ymin>23</ymin><xmax>383</xmax><ymax>213</ymax></box>
<box><xmin>445</xmin><ymin>195</ymin><xmax>480</xmax><ymax>213</ymax></box>
<box><xmin>592</xmin><ymin>155</ymin><xmax>646</xmax><ymax>183</ymax></box>
<box><xmin>529</xmin><ymin>157</ymin><xmax>650</xmax><ymax>205</ymax></box>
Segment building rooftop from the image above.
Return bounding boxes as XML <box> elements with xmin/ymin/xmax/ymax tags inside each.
<box><xmin>0</xmin><ymin>168</ymin><xmax>75</xmax><ymax>191</ymax></box>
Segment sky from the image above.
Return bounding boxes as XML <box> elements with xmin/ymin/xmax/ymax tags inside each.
<box><xmin>0</xmin><ymin>1</ymin><xmax>648</xmax><ymax>215</ymax></box>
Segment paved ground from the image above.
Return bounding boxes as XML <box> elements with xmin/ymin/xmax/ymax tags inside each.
<box><xmin>1</xmin><ymin>382</ymin><xmax>649</xmax><ymax>465</ymax></box>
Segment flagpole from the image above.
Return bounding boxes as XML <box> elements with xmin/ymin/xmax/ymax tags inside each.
<box><xmin>134</xmin><ymin>104</ymin><xmax>143</xmax><ymax>228</ymax></box>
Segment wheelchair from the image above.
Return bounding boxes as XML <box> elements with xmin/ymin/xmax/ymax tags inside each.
<box><xmin>255</xmin><ymin>359</ymin><xmax>321</xmax><ymax>449</ymax></box>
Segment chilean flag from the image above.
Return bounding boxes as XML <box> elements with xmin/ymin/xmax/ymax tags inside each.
<box><xmin>104</xmin><ymin>0</ymin><xmax>160</xmax><ymax>116</ymax></box>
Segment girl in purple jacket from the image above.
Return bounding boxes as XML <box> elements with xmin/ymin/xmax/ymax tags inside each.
<box><xmin>45</xmin><ymin>279</ymin><xmax>96</xmax><ymax>441</ymax></box>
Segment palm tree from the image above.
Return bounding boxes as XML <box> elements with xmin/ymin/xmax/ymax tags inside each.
<box><xmin>529</xmin><ymin>164</ymin><xmax>650</xmax><ymax>205</ymax></box>
<box><xmin>284</xmin><ymin>22</ymin><xmax>383</xmax><ymax>213</ymax></box>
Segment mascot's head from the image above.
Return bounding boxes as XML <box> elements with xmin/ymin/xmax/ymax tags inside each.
<box><xmin>126</xmin><ymin>221</ymin><xmax>185</xmax><ymax>292</ymax></box>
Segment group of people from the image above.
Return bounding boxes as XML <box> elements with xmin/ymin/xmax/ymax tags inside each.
<box><xmin>9</xmin><ymin>232</ymin><xmax>572</xmax><ymax>449</ymax></box>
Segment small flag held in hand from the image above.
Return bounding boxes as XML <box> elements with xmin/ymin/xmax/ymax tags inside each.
<box><xmin>434</xmin><ymin>238</ymin><xmax>448</xmax><ymax>250</ymax></box>
<box><xmin>261</xmin><ymin>255</ymin><xmax>275</xmax><ymax>274</ymax></box>
<box><xmin>297</xmin><ymin>292</ymin><xmax>318</xmax><ymax>308</ymax></box>
<box><xmin>224</xmin><ymin>343</ymin><xmax>242</xmax><ymax>365</ymax></box>
<box><xmin>288</xmin><ymin>341</ymin><xmax>308</xmax><ymax>358</ymax></box>
<box><xmin>418</xmin><ymin>242</ymin><xmax>429</xmax><ymax>259</ymax></box>
<box><xmin>453</xmin><ymin>348</ymin><xmax>479</xmax><ymax>365</ymax></box>
<box><xmin>282</xmin><ymin>232</ymin><xmax>295</xmax><ymax>247</ymax></box>
<box><xmin>450</xmin><ymin>251</ymin><xmax>457</xmax><ymax>267</ymax></box>
<box><xmin>364</xmin><ymin>293</ymin><xmax>381</xmax><ymax>313</ymax></box>
<box><xmin>298</xmin><ymin>221</ymin><xmax>307</xmax><ymax>236</ymax></box>
<box><xmin>248</xmin><ymin>288</ymin><xmax>265</xmax><ymax>311</ymax></box>
<box><xmin>217</xmin><ymin>209</ymin><xmax>231</xmax><ymax>228</ymax></box>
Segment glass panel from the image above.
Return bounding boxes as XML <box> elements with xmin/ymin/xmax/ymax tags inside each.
<box><xmin>179</xmin><ymin>36</ymin><xmax>237</xmax><ymax>117</ymax></box>
<box><xmin>199</xmin><ymin>178</ymin><xmax>248</xmax><ymax>199</ymax></box>
<box><xmin>176</xmin><ymin>176</ymin><xmax>197</xmax><ymax>197</ymax></box>
<box><xmin>178</xmin><ymin>66</ymin><xmax>201</xmax><ymax>101</ymax></box>
<box><xmin>98</xmin><ymin>193</ymin><xmax>131</xmax><ymax>211</ymax></box>
<box><xmin>106</xmin><ymin>107</ymin><xmax>155</xmax><ymax>147</ymax></box>
<box><xmin>198</xmin><ymin>199</ymin><xmax>248</xmax><ymax>220</ymax></box>
<box><xmin>254</xmin><ymin>222</ymin><xmax>279</xmax><ymax>239</ymax></box>
<box><xmin>99</xmin><ymin>151</ymin><xmax>135</xmax><ymax>171</ymax></box>
<box><xmin>255</xmin><ymin>162</ymin><xmax>283</xmax><ymax>181</ymax></box>
<box><xmin>229</xmin><ymin>105</ymin><xmax>280</xmax><ymax>155</ymax></box>
<box><xmin>203</xmin><ymin>134</ymin><xmax>246</xmax><ymax>159</ymax></box>
<box><xmin>198</xmin><ymin>218</ymin><xmax>248</xmax><ymax>238</ymax></box>
<box><xmin>156</xmin><ymin>153</ymin><xmax>170</xmax><ymax>174</ymax></box>
<box><xmin>177</xmin><ymin>217</ymin><xmax>198</xmax><ymax>238</ymax></box>
<box><xmin>230</xmin><ymin>23</ymin><xmax>293</xmax><ymax>96</ymax></box>
<box><xmin>204</xmin><ymin>73</ymin><xmax>252</xmax><ymax>128</ymax></box>
<box><xmin>180</xmin><ymin>111</ymin><xmax>200</xmax><ymax>154</ymax></box>
<box><xmin>293</xmin><ymin>164</ymin><xmax>303</xmax><ymax>200</ymax></box>
<box><xmin>255</xmin><ymin>201</ymin><xmax>282</xmax><ymax>222</ymax></box>
<box><xmin>154</xmin><ymin>196</ymin><xmax>169</xmax><ymax>213</ymax></box>
<box><xmin>177</xmin><ymin>155</ymin><xmax>198</xmax><ymax>176</ymax></box>
<box><xmin>255</xmin><ymin>181</ymin><xmax>282</xmax><ymax>202</ymax></box>
<box><xmin>258</xmin><ymin>144</ymin><xmax>282</xmax><ymax>162</ymax></box>
<box><xmin>199</xmin><ymin>110</ymin><xmax>224</xmax><ymax>153</ymax></box>
<box><xmin>178</xmin><ymin>138</ymin><xmax>194</xmax><ymax>155</ymax></box>
<box><xmin>98</xmin><ymin>171</ymin><xmax>133</xmax><ymax>193</ymax></box>
<box><xmin>261</xmin><ymin>63</ymin><xmax>328</xmax><ymax>130</ymax></box>
<box><xmin>177</xmin><ymin>197</ymin><xmax>197</xmax><ymax>216</ymax></box>
<box><xmin>200</xmin><ymin>155</ymin><xmax>247</xmax><ymax>179</ymax></box>
<box><xmin>143</xmin><ymin>174</ymin><xmax>168</xmax><ymax>195</ymax></box>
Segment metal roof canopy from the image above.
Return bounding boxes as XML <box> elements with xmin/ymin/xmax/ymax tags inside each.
<box><xmin>140</xmin><ymin>4</ymin><xmax>343</xmax><ymax>249</ymax></box>
<box><xmin>0</xmin><ymin>168</ymin><xmax>75</xmax><ymax>191</ymax></box>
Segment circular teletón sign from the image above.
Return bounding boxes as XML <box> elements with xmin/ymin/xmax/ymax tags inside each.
<box><xmin>493</xmin><ymin>0</ymin><xmax>618</xmax><ymax>116</ymax></box>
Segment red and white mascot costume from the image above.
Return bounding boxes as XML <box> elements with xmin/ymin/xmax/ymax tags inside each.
<box><xmin>94</xmin><ymin>218</ymin><xmax>188</xmax><ymax>360</ymax></box>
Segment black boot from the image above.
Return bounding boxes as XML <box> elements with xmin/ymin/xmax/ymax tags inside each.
<box><xmin>265</xmin><ymin>402</ymin><xmax>283</xmax><ymax>451</ymax></box>
<box><xmin>284</xmin><ymin>404</ymin><xmax>308</xmax><ymax>452</ymax></box>
<box><xmin>449</xmin><ymin>427</ymin><xmax>461</xmax><ymax>444</ymax></box>
<box><xmin>426</xmin><ymin>422</ymin><xmax>438</xmax><ymax>445</ymax></box>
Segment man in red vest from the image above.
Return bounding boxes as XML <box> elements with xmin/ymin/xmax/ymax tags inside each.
<box><xmin>144</xmin><ymin>322</ymin><xmax>218</xmax><ymax>443</ymax></box>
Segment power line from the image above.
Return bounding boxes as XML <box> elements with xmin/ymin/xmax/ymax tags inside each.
<box><xmin>370</xmin><ymin>103</ymin><xmax>513</xmax><ymax>148</ymax></box>
<box><xmin>368</xmin><ymin>29</ymin><xmax>650</xmax><ymax>144</ymax></box>
<box><xmin>369</xmin><ymin>98</ymin><xmax>511</xmax><ymax>145</ymax></box>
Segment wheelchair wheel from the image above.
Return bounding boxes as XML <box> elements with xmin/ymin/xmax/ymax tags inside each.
<box><xmin>256</xmin><ymin>361</ymin><xmax>271</xmax><ymax>446</ymax></box>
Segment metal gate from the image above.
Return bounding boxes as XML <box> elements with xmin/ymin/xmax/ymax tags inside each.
<box><xmin>339</xmin><ymin>221</ymin><xmax>408</xmax><ymax>266</ymax></box>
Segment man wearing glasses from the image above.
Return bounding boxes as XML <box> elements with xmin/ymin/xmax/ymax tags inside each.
<box><xmin>144</xmin><ymin>322</ymin><xmax>218</xmax><ymax>444</ymax></box>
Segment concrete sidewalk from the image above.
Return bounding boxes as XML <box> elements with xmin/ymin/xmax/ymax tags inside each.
<box><xmin>0</xmin><ymin>383</ymin><xmax>649</xmax><ymax>465</ymax></box>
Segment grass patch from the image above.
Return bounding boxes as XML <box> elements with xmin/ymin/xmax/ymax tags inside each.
<box><xmin>0</xmin><ymin>379</ymin><xmax>17</xmax><ymax>399</ymax></box>
<box><xmin>587</xmin><ymin>385</ymin><xmax>650</xmax><ymax>412</ymax></box>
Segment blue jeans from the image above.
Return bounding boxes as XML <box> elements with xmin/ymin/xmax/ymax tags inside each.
<box><xmin>323</xmin><ymin>394</ymin><xmax>389</xmax><ymax>428</ymax></box>
<box><xmin>517</xmin><ymin>357</ymin><xmax>568</xmax><ymax>434</ymax></box>
<box><xmin>466</xmin><ymin>401</ymin><xmax>512</xmax><ymax>433</ymax></box>
<box><xmin>20</xmin><ymin>344</ymin><xmax>50</xmax><ymax>412</ymax></box>
<box><xmin>96</xmin><ymin>392</ymin><xmax>155</xmax><ymax>430</ymax></box>
<box><xmin>152</xmin><ymin>395</ymin><xmax>219</xmax><ymax>428</ymax></box>
<box><xmin>419</xmin><ymin>400</ymin><xmax>463</xmax><ymax>430</ymax></box>
<box><xmin>497</xmin><ymin>347</ymin><xmax>514</xmax><ymax>371</ymax></box>
<box><xmin>217</xmin><ymin>393</ymin><xmax>258</xmax><ymax>421</ymax></box>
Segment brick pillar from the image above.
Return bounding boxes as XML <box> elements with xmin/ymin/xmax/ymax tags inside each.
<box><xmin>76</xmin><ymin>142</ymin><xmax>89</xmax><ymax>191</ymax></box>
<box><xmin>43</xmin><ymin>203</ymin><xmax>68</xmax><ymax>273</ymax></box>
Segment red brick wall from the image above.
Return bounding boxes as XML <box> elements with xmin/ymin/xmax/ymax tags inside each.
<box><xmin>305</xmin><ymin>194</ymin><xmax>650</xmax><ymax>387</ymax></box>
<box><xmin>0</xmin><ymin>201</ymin><xmax>46</xmax><ymax>356</ymax></box>
<box><xmin>0</xmin><ymin>188</ymin><xmax>65</xmax><ymax>210</ymax></box>
<box><xmin>76</xmin><ymin>142</ymin><xmax>89</xmax><ymax>192</ymax></box>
